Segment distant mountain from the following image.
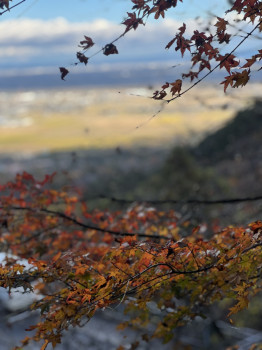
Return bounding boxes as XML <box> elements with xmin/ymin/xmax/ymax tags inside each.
<box><xmin>0</xmin><ymin>62</ymin><xmax>230</xmax><ymax>91</ymax></box>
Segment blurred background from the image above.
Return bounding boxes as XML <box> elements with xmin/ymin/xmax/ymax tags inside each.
<box><xmin>1</xmin><ymin>0</ymin><xmax>262</xmax><ymax>349</ymax></box>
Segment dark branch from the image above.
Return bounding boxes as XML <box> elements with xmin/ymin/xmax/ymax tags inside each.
<box><xmin>0</xmin><ymin>206</ymin><xmax>170</xmax><ymax>240</ymax></box>
<box><xmin>0</xmin><ymin>0</ymin><xmax>26</xmax><ymax>15</ymax></box>
<box><xmin>91</xmin><ymin>194</ymin><xmax>262</xmax><ymax>205</ymax></box>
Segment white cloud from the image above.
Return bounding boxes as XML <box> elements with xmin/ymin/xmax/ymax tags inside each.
<box><xmin>0</xmin><ymin>16</ymin><xmax>257</xmax><ymax>71</ymax></box>
<box><xmin>0</xmin><ymin>17</ymin><xmax>186</xmax><ymax>63</ymax></box>
<box><xmin>0</xmin><ymin>17</ymin><xmax>120</xmax><ymax>42</ymax></box>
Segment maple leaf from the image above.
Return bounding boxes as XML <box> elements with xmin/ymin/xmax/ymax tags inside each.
<box><xmin>78</xmin><ymin>36</ymin><xmax>95</xmax><ymax>50</ymax></box>
<box><xmin>191</xmin><ymin>30</ymin><xmax>207</xmax><ymax>47</ymax></box>
<box><xmin>233</xmin><ymin>69</ymin><xmax>250</xmax><ymax>88</ymax></box>
<box><xmin>76</xmin><ymin>52</ymin><xmax>89</xmax><ymax>65</ymax></box>
<box><xmin>59</xmin><ymin>67</ymin><xmax>69</xmax><ymax>81</ymax></box>
<box><xmin>152</xmin><ymin>90</ymin><xmax>167</xmax><ymax>100</ymax></box>
<box><xmin>242</xmin><ymin>56</ymin><xmax>256</xmax><ymax>68</ymax></box>
<box><xmin>40</xmin><ymin>340</ymin><xmax>49</xmax><ymax>350</ymax></box>
<box><xmin>198</xmin><ymin>59</ymin><xmax>211</xmax><ymax>72</ymax></box>
<box><xmin>175</xmin><ymin>36</ymin><xmax>191</xmax><ymax>57</ymax></box>
<box><xmin>103</xmin><ymin>43</ymin><xmax>118</xmax><ymax>56</ymax></box>
<box><xmin>165</xmin><ymin>37</ymin><xmax>176</xmax><ymax>50</ymax></box>
<box><xmin>122</xmin><ymin>12</ymin><xmax>144</xmax><ymax>32</ymax></box>
<box><xmin>178</xmin><ymin>23</ymin><xmax>186</xmax><ymax>35</ymax></box>
<box><xmin>0</xmin><ymin>0</ymin><xmax>11</xmax><ymax>9</ymax></box>
<box><xmin>215</xmin><ymin>17</ymin><xmax>228</xmax><ymax>32</ymax></box>
<box><xmin>219</xmin><ymin>54</ymin><xmax>239</xmax><ymax>74</ymax></box>
<box><xmin>132</xmin><ymin>0</ymin><xmax>147</xmax><ymax>10</ymax></box>
<box><xmin>217</xmin><ymin>32</ymin><xmax>231</xmax><ymax>44</ymax></box>
<box><xmin>161</xmin><ymin>82</ymin><xmax>170</xmax><ymax>89</ymax></box>
<box><xmin>170</xmin><ymin>79</ymin><xmax>182</xmax><ymax>95</ymax></box>
<box><xmin>182</xmin><ymin>71</ymin><xmax>199</xmax><ymax>81</ymax></box>
<box><xmin>221</xmin><ymin>70</ymin><xmax>250</xmax><ymax>92</ymax></box>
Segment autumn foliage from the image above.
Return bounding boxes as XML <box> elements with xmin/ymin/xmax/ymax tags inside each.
<box><xmin>0</xmin><ymin>172</ymin><xmax>262</xmax><ymax>349</ymax></box>
<box><xmin>0</xmin><ymin>0</ymin><xmax>262</xmax><ymax>349</ymax></box>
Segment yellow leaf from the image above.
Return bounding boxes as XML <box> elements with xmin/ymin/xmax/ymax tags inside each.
<box><xmin>41</xmin><ymin>340</ymin><xmax>49</xmax><ymax>350</ymax></box>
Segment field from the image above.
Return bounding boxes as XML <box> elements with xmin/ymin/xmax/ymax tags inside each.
<box><xmin>1</xmin><ymin>84</ymin><xmax>259</xmax><ymax>154</ymax></box>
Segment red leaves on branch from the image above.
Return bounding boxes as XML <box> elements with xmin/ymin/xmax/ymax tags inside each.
<box><xmin>55</xmin><ymin>0</ymin><xmax>262</xmax><ymax>97</ymax></box>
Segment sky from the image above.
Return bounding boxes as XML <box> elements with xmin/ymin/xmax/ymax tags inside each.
<box><xmin>0</xmin><ymin>0</ymin><xmax>259</xmax><ymax>87</ymax></box>
<box><xmin>6</xmin><ymin>0</ymin><xmax>230</xmax><ymax>22</ymax></box>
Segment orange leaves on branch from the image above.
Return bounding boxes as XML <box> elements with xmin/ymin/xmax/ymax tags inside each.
<box><xmin>2</xmin><ymin>172</ymin><xmax>262</xmax><ymax>349</ymax></box>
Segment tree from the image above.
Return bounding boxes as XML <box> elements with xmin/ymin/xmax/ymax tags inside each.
<box><xmin>1</xmin><ymin>1</ymin><xmax>262</xmax><ymax>349</ymax></box>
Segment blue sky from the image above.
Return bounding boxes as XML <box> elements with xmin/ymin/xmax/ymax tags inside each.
<box><xmin>7</xmin><ymin>0</ymin><xmax>230</xmax><ymax>22</ymax></box>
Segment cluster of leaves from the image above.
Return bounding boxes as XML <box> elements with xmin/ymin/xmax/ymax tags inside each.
<box><xmin>0</xmin><ymin>173</ymin><xmax>262</xmax><ymax>349</ymax></box>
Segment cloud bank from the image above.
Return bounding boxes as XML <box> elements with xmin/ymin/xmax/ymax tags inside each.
<box><xmin>0</xmin><ymin>17</ymin><xmax>192</xmax><ymax>69</ymax></box>
<box><xmin>0</xmin><ymin>16</ymin><xmax>258</xmax><ymax>79</ymax></box>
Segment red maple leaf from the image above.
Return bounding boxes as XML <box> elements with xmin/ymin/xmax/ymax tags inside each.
<box><xmin>79</xmin><ymin>36</ymin><xmax>95</xmax><ymax>50</ymax></box>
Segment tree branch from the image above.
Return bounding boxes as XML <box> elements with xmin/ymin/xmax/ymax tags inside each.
<box><xmin>0</xmin><ymin>205</ymin><xmax>170</xmax><ymax>240</ymax></box>
<box><xmin>0</xmin><ymin>0</ymin><xmax>26</xmax><ymax>15</ymax></box>
<box><xmin>91</xmin><ymin>194</ymin><xmax>262</xmax><ymax>205</ymax></box>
